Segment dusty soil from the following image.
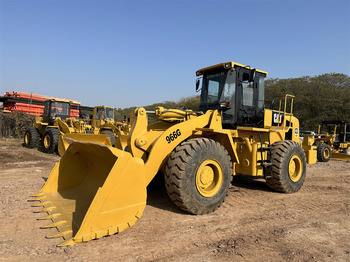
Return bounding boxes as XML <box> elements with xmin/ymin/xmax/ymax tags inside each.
<box><xmin>0</xmin><ymin>138</ymin><xmax>349</xmax><ymax>262</ymax></box>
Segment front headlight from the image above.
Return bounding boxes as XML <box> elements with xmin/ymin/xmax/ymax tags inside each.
<box><xmin>219</xmin><ymin>101</ymin><xmax>231</xmax><ymax>110</ymax></box>
<box><xmin>224</xmin><ymin>62</ymin><xmax>232</xmax><ymax>69</ymax></box>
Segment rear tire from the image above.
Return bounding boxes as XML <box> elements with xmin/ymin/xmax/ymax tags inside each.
<box><xmin>101</xmin><ymin>130</ymin><xmax>115</xmax><ymax>146</ymax></box>
<box><xmin>266</xmin><ymin>140</ymin><xmax>306</xmax><ymax>193</ymax></box>
<box><xmin>317</xmin><ymin>143</ymin><xmax>331</xmax><ymax>162</ymax></box>
<box><xmin>41</xmin><ymin>128</ymin><xmax>61</xmax><ymax>153</ymax></box>
<box><xmin>24</xmin><ymin>127</ymin><xmax>40</xmax><ymax>148</ymax></box>
<box><xmin>165</xmin><ymin>138</ymin><xmax>232</xmax><ymax>215</ymax></box>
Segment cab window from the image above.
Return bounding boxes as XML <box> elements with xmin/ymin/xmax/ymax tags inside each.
<box><xmin>242</xmin><ymin>72</ymin><xmax>254</xmax><ymax>107</ymax></box>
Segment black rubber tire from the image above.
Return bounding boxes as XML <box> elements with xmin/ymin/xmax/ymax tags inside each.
<box><xmin>23</xmin><ymin>127</ymin><xmax>40</xmax><ymax>148</ymax></box>
<box><xmin>85</xmin><ymin>130</ymin><xmax>94</xmax><ymax>134</ymax></box>
<box><xmin>266</xmin><ymin>140</ymin><xmax>307</xmax><ymax>193</ymax></box>
<box><xmin>317</xmin><ymin>143</ymin><xmax>331</xmax><ymax>162</ymax></box>
<box><xmin>101</xmin><ymin>130</ymin><xmax>116</xmax><ymax>147</ymax></box>
<box><xmin>165</xmin><ymin>138</ymin><xmax>232</xmax><ymax>215</ymax></box>
<box><xmin>41</xmin><ymin>128</ymin><xmax>61</xmax><ymax>153</ymax></box>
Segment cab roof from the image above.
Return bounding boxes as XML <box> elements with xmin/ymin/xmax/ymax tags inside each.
<box><xmin>196</xmin><ymin>62</ymin><xmax>268</xmax><ymax>77</ymax></box>
<box><xmin>47</xmin><ymin>98</ymin><xmax>75</xmax><ymax>104</ymax></box>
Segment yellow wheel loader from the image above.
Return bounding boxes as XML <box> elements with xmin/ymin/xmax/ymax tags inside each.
<box><xmin>82</xmin><ymin>106</ymin><xmax>118</xmax><ymax>144</ymax></box>
<box><xmin>24</xmin><ymin>99</ymin><xmax>87</xmax><ymax>153</ymax></box>
<box><xmin>57</xmin><ymin>106</ymin><xmax>130</xmax><ymax>156</ymax></box>
<box><xmin>29</xmin><ymin>62</ymin><xmax>317</xmax><ymax>246</ymax></box>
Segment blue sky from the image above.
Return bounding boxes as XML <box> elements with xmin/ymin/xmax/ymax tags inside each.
<box><xmin>1</xmin><ymin>0</ymin><xmax>349</xmax><ymax>108</ymax></box>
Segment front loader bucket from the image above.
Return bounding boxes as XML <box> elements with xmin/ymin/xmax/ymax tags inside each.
<box><xmin>58</xmin><ymin>134</ymin><xmax>111</xmax><ymax>156</ymax></box>
<box><xmin>29</xmin><ymin>141</ymin><xmax>146</xmax><ymax>246</ymax></box>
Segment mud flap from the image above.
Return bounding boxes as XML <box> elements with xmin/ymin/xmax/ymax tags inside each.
<box><xmin>29</xmin><ymin>141</ymin><xmax>146</xmax><ymax>246</ymax></box>
<box><xmin>58</xmin><ymin>134</ymin><xmax>112</xmax><ymax>156</ymax></box>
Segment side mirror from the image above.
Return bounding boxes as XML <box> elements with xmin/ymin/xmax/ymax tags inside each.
<box><xmin>270</xmin><ymin>98</ymin><xmax>276</xmax><ymax>109</ymax></box>
<box><xmin>196</xmin><ymin>78</ymin><xmax>202</xmax><ymax>92</ymax></box>
<box><xmin>249</xmin><ymin>69</ymin><xmax>256</xmax><ymax>82</ymax></box>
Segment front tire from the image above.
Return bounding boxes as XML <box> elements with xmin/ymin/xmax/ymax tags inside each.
<box><xmin>317</xmin><ymin>143</ymin><xmax>331</xmax><ymax>162</ymax></box>
<box><xmin>41</xmin><ymin>128</ymin><xmax>61</xmax><ymax>153</ymax></box>
<box><xmin>266</xmin><ymin>140</ymin><xmax>306</xmax><ymax>193</ymax></box>
<box><xmin>24</xmin><ymin>127</ymin><xmax>40</xmax><ymax>148</ymax></box>
<box><xmin>165</xmin><ymin>138</ymin><xmax>232</xmax><ymax>215</ymax></box>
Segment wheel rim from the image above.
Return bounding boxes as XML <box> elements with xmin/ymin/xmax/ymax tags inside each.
<box><xmin>323</xmin><ymin>148</ymin><xmax>330</xmax><ymax>158</ymax></box>
<box><xmin>24</xmin><ymin>133</ymin><xmax>29</xmax><ymax>145</ymax></box>
<box><xmin>288</xmin><ymin>155</ymin><xmax>302</xmax><ymax>182</ymax></box>
<box><xmin>196</xmin><ymin>160</ymin><xmax>223</xmax><ymax>197</ymax></box>
<box><xmin>44</xmin><ymin>135</ymin><xmax>50</xmax><ymax>148</ymax></box>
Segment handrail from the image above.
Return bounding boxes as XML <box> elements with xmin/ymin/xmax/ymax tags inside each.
<box><xmin>277</xmin><ymin>94</ymin><xmax>295</xmax><ymax>128</ymax></box>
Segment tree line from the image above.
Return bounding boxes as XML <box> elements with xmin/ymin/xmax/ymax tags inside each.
<box><xmin>1</xmin><ymin>73</ymin><xmax>348</xmax><ymax>138</ymax></box>
<box><xmin>265</xmin><ymin>73</ymin><xmax>349</xmax><ymax>130</ymax></box>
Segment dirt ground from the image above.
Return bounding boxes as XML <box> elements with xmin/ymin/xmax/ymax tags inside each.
<box><xmin>0</xmin><ymin>138</ymin><xmax>349</xmax><ymax>262</ymax></box>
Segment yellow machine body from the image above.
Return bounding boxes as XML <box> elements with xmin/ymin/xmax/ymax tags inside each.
<box><xmin>31</xmin><ymin>104</ymin><xmax>316</xmax><ymax>246</ymax></box>
<box><xmin>30</xmin><ymin>62</ymin><xmax>317</xmax><ymax>246</ymax></box>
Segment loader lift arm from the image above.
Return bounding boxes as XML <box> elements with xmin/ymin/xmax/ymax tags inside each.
<box><xmin>128</xmin><ymin>108</ymin><xmax>223</xmax><ymax>185</ymax></box>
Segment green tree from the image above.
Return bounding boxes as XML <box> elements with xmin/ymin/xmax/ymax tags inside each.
<box><xmin>265</xmin><ymin>73</ymin><xmax>350</xmax><ymax>130</ymax></box>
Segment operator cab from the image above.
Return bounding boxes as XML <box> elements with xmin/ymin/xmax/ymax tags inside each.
<box><xmin>196</xmin><ymin>62</ymin><xmax>268</xmax><ymax>129</ymax></box>
<box><xmin>95</xmin><ymin>106</ymin><xmax>115</xmax><ymax>121</ymax></box>
<box><xmin>43</xmin><ymin>99</ymin><xmax>71</xmax><ymax>125</ymax></box>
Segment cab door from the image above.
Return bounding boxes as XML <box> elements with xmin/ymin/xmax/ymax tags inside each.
<box><xmin>236</xmin><ymin>67</ymin><xmax>264</xmax><ymax>127</ymax></box>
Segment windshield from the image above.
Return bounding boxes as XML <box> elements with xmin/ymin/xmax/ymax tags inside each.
<box><xmin>201</xmin><ymin>71</ymin><xmax>228</xmax><ymax>105</ymax></box>
<box><xmin>96</xmin><ymin>107</ymin><xmax>114</xmax><ymax>120</ymax></box>
<box><xmin>51</xmin><ymin>102</ymin><xmax>69</xmax><ymax>117</ymax></box>
<box><xmin>241</xmin><ymin>72</ymin><xmax>254</xmax><ymax>107</ymax></box>
<box><xmin>105</xmin><ymin>108</ymin><xmax>115</xmax><ymax>121</ymax></box>
<box><xmin>96</xmin><ymin>107</ymin><xmax>103</xmax><ymax>120</ymax></box>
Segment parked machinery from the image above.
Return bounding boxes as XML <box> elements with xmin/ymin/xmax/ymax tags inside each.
<box><xmin>24</xmin><ymin>99</ymin><xmax>86</xmax><ymax>153</ymax></box>
<box><xmin>57</xmin><ymin>106</ymin><xmax>130</xmax><ymax>156</ymax></box>
<box><xmin>314</xmin><ymin>120</ymin><xmax>350</xmax><ymax>161</ymax></box>
<box><xmin>30</xmin><ymin>61</ymin><xmax>317</xmax><ymax>246</ymax></box>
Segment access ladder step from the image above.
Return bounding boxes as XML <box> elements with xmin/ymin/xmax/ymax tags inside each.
<box><xmin>257</xmin><ymin>160</ymin><xmax>272</xmax><ymax>164</ymax></box>
<box><xmin>258</xmin><ymin>147</ymin><xmax>271</xmax><ymax>152</ymax></box>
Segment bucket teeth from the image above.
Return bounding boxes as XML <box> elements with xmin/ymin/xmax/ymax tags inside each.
<box><xmin>37</xmin><ymin>213</ymin><xmax>61</xmax><ymax>220</ymax></box>
<box><xmin>46</xmin><ymin>230</ymin><xmax>73</xmax><ymax>239</ymax></box>
<box><xmin>135</xmin><ymin>210</ymin><xmax>142</xmax><ymax>219</ymax></box>
<box><xmin>28</xmin><ymin>196</ymin><xmax>47</xmax><ymax>202</ymax></box>
<box><xmin>30</xmin><ymin>193</ymin><xmax>45</xmax><ymax>197</ymax></box>
<box><xmin>40</xmin><ymin>221</ymin><xmax>67</xmax><ymax>229</ymax></box>
<box><xmin>57</xmin><ymin>239</ymin><xmax>75</xmax><ymax>247</ymax></box>
<box><xmin>34</xmin><ymin>206</ymin><xmax>56</xmax><ymax>213</ymax></box>
<box><xmin>31</xmin><ymin>201</ymin><xmax>52</xmax><ymax>207</ymax></box>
